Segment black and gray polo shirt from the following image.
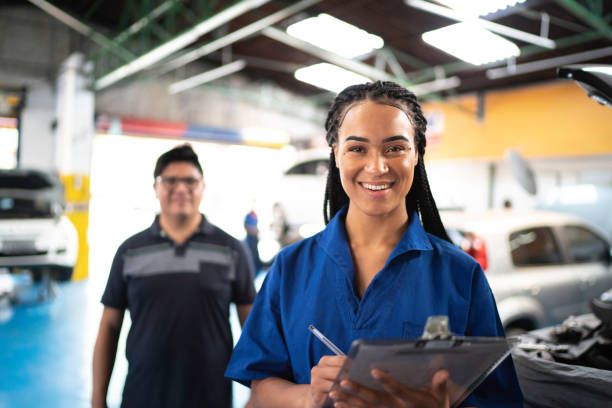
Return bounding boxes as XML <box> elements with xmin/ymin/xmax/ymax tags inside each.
<box><xmin>101</xmin><ymin>215</ymin><xmax>256</xmax><ymax>408</ymax></box>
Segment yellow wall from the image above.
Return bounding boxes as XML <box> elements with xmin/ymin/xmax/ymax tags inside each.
<box><xmin>60</xmin><ymin>174</ymin><xmax>90</xmax><ymax>281</ymax></box>
<box><xmin>422</xmin><ymin>80</ymin><xmax>612</xmax><ymax>160</ymax></box>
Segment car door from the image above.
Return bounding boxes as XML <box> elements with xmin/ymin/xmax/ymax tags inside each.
<box><xmin>508</xmin><ymin>226</ymin><xmax>585</xmax><ymax>324</ymax></box>
<box><xmin>558</xmin><ymin>224</ymin><xmax>612</xmax><ymax>302</ymax></box>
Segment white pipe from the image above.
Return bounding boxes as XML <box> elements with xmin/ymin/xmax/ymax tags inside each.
<box><xmin>95</xmin><ymin>0</ymin><xmax>270</xmax><ymax>90</ymax></box>
<box><xmin>262</xmin><ymin>27</ymin><xmax>397</xmax><ymax>82</ymax></box>
<box><xmin>486</xmin><ymin>46</ymin><xmax>612</xmax><ymax>79</ymax></box>
<box><xmin>160</xmin><ymin>0</ymin><xmax>322</xmax><ymax>75</ymax></box>
<box><xmin>168</xmin><ymin>60</ymin><xmax>247</xmax><ymax>94</ymax></box>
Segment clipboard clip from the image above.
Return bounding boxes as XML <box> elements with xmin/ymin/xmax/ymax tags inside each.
<box><xmin>421</xmin><ymin>316</ymin><xmax>453</xmax><ymax>340</ymax></box>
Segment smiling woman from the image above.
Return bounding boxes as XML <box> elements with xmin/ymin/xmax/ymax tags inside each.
<box><xmin>333</xmin><ymin>102</ymin><xmax>418</xmax><ymax>222</ymax></box>
<box><xmin>225</xmin><ymin>81</ymin><xmax>524</xmax><ymax>408</ymax></box>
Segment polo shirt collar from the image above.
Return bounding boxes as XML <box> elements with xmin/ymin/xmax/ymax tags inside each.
<box><xmin>317</xmin><ymin>205</ymin><xmax>433</xmax><ymax>265</ymax></box>
<box><xmin>149</xmin><ymin>213</ymin><xmax>214</xmax><ymax>238</ymax></box>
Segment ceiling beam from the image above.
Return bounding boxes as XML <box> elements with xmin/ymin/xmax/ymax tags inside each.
<box><xmin>410</xmin><ymin>29</ymin><xmax>606</xmax><ymax>83</ymax></box>
<box><xmin>381</xmin><ymin>49</ymin><xmax>409</xmax><ymax>81</ymax></box>
<box><xmin>158</xmin><ymin>0</ymin><xmax>322</xmax><ymax>75</ymax></box>
<box><xmin>555</xmin><ymin>0</ymin><xmax>612</xmax><ymax>41</ymax></box>
<box><xmin>94</xmin><ymin>0</ymin><xmax>271</xmax><ymax>90</ymax></box>
<box><xmin>113</xmin><ymin>0</ymin><xmax>176</xmax><ymax>46</ymax></box>
<box><xmin>516</xmin><ymin>7</ymin><xmax>590</xmax><ymax>33</ymax></box>
<box><xmin>405</xmin><ymin>0</ymin><xmax>556</xmax><ymax>49</ymax></box>
<box><xmin>232</xmin><ymin>55</ymin><xmax>304</xmax><ymax>73</ymax></box>
<box><xmin>27</xmin><ymin>0</ymin><xmax>135</xmax><ymax>62</ymax></box>
<box><xmin>486</xmin><ymin>45</ymin><xmax>612</xmax><ymax>79</ymax></box>
<box><xmin>168</xmin><ymin>59</ymin><xmax>247</xmax><ymax>94</ymax></box>
<box><xmin>261</xmin><ymin>26</ymin><xmax>398</xmax><ymax>82</ymax></box>
<box><xmin>260</xmin><ymin>27</ymin><xmax>460</xmax><ymax>96</ymax></box>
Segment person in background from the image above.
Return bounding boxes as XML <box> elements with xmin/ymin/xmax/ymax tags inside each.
<box><xmin>92</xmin><ymin>144</ymin><xmax>256</xmax><ymax>408</ymax></box>
<box><xmin>243</xmin><ymin>210</ymin><xmax>272</xmax><ymax>278</ymax></box>
<box><xmin>225</xmin><ymin>81</ymin><xmax>523</xmax><ymax>407</ymax></box>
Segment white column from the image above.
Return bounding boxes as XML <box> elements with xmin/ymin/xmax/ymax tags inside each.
<box><xmin>55</xmin><ymin>52</ymin><xmax>94</xmax><ymax>174</ymax></box>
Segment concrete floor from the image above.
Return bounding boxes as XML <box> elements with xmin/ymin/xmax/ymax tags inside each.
<box><xmin>0</xmin><ymin>278</ymin><xmax>251</xmax><ymax>408</ymax></box>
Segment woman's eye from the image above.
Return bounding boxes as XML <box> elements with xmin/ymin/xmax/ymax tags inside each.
<box><xmin>386</xmin><ymin>145</ymin><xmax>405</xmax><ymax>153</ymax></box>
<box><xmin>348</xmin><ymin>146</ymin><xmax>364</xmax><ymax>153</ymax></box>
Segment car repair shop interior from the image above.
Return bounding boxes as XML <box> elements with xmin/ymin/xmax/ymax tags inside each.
<box><xmin>1</xmin><ymin>1</ymin><xmax>612</xmax><ymax>407</ymax></box>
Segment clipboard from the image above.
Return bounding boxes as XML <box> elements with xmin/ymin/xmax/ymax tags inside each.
<box><xmin>322</xmin><ymin>317</ymin><xmax>517</xmax><ymax>408</ymax></box>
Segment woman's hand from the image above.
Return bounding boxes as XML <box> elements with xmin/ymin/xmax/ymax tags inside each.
<box><xmin>306</xmin><ymin>355</ymin><xmax>347</xmax><ymax>408</ymax></box>
<box><xmin>328</xmin><ymin>368</ymin><xmax>450</xmax><ymax>408</ymax></box>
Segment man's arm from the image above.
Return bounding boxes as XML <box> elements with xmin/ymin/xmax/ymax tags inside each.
<box><xmin>92</xmin><ymin>306</ymin><xmax>125</xmax><ymax>408</ymax></box>
<box><xmin>237</xmin><ymin>303</ymin><xmax>252</xmax><ymax>327</ymax></box>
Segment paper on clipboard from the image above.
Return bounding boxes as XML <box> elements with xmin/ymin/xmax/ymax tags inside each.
<box><xmin>322</xmin><ymin>336</ymin><xmax>517</xmax><ymax>408</ymax></box>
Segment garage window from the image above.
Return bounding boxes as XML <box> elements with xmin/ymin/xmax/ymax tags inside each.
<box><xmin>509</xmin><ymin>227</ymin><xmax>562</xmax><ymax>266</ymax></box>
<box><xmin>563</xmin><ymin>225</ymin><xmax>609</xmax><ymax>263</ymax></box>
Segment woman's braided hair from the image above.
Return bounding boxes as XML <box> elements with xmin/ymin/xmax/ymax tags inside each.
<box><xmin>323</xmin><ymin>80</ymin><xmax>450</xmax><ymax>242</ymax></box>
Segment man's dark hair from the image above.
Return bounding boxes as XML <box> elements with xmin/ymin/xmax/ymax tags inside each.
<box><xmin>323</xmin><ymin>80</ymin><xmax>450</xmax><ymax>242</ymax></box>
<box><xmin>154</xmin><ymin>144</ymin><xmax>203</xmax><ymax>178</ymax></box>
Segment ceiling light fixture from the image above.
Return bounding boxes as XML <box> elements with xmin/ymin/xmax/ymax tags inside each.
<box><xmin>286</xmin><ymin>13</ymin><xmax>384</xmax><ymax>58</ymax></box>
<box><xmin>583</xmin><ymin>66</ymin><xmax>612</xmax><ymax>76</ymax></box>
<box><xmin>158</xmin><ymin>0</ymin><xmax>322</xmax><ymax>75</ymax></box>
<box><xmin>294</xmin><ymin>63</ymin><xmax>371</xmax><ymax>93</ymax></box>
<box><xmin>422</xmin><ymin>22</ymin><xmax>520</xmax><ymax>65</ymax></box>
<box><xmin>434</xmin><ymin>0</ymin><xmax>527</xmax><ymax>17</ymax></box>
<box><xmin>406</xmin><ymin>0</ymin><xmax>555</xmax><ymax>49</ymax></box>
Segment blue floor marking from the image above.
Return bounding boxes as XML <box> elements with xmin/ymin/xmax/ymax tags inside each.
<box><xmin>0</xmin><ymin>282</ymin><xmax>92</xmax><ymax>408</ymax></box>
<box><xmin>0</xmin><ymin>280</ymin><xmax>250</xmax><ymax>408</ymax></box>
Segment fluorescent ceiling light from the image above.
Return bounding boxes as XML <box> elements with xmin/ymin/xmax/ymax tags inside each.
<box><xmin>294</xmin><ymin>63</ymin><xmax>371</xmax><ymax>93</ymax></box>
<box><xmin>286</xmin><ymin>13</ymin><xmax>383</xmax><ymax>58</ymax></box>
<box><xmin>422</xmin><ymin>22</ymin><xmax>520</xmax><ymax>65</ymax></box>
<box><xmin>435</xmin><ymin>0</ymin><xmax>527</xmax><ymax>17</ymax></box>
<box><xmin>583</xmin><ymin>66</ymin><xmax>612</xmax><ymax>76</ymax></box>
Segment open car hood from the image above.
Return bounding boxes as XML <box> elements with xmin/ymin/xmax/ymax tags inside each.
<box><xmin>558</xmin><ymin>65</ymin><xmax>612</xmax><ymax>108</ymax></box>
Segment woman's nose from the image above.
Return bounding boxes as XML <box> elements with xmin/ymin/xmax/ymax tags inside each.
<box><xmin>365</xmin><ymin>152</ymin><xmax>388</xmax><ymax>174</ymax></box>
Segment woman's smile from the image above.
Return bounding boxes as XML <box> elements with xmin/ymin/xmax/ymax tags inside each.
<box><xmin>334</xmin><ymin>100</ymin><xmax>417</xmax><ymax>220</ymax></box>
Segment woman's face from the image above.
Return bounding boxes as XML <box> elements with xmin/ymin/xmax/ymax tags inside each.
<box><xmin>334</xmin><ymin>100</ymin><xmax>418</xmax><ymax>220</ymax></box>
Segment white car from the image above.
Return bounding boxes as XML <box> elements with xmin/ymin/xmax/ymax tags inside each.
<box><xmin>263</xmin><ymin>153</ymin><xmax>612</xmax><ymax>335</ymax></box>
<box><xmin>267</xmin><ymin>148</ymin><xmax>329</xmax><ymax>246</ymax></box>
<box><xmin>441</xmin><ymin>209</ymin><xmax>612</xmax><ymax>334</ymax></box>
<box><xmin>0</xmin><ymin>169</ymin><xmax>78</xmax><ymax>281</ymax></box>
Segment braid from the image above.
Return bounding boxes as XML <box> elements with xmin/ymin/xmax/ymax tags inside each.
<box><xmin>414</xmin><ymin>157</ymin><xmax>450</xmax><ymax>241</ymax></box>
<box><xmin>324</xmin><ymin>152</ymin><xmax>349</xmax><ymax>224</ymax></box>
<box><xmin>323</xmin><ymin>80</ymin><xmax>450</xmax><ymax>243</ymax></box>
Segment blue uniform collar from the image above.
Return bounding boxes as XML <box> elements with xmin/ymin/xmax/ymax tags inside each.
<box><xmin>317</xmin><ymin>205</ymin><xmax>433</xmax><ymax>267</ymax></box>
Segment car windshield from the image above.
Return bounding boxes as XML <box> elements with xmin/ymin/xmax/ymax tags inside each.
<box><xmin>0</xmin><ymin>196</ymin><xmax>55</xmax><ymax>219</ymax></box>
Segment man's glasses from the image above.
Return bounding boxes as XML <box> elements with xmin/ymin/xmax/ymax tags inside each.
<box><xmin>156</xmin><ymin>176</ymin><xmax>202</xmax><ymax>189</ymax></box>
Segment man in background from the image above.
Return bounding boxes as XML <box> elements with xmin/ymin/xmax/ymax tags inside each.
<box><xmin>92</xmin><ymin>144</ymin><xmax>255</xmax><ymax>408</ymax></box>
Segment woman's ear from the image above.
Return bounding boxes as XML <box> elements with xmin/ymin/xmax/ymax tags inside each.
<box><xmin>332</xmin><ymin>144</ymin><xmax>339</xmax><ymax>168</ymax></box>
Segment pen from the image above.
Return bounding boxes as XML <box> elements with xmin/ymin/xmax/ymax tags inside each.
<box><xmin>308</xmin><ymin>324</ymin><xmax>345</xmax><ymax>356</ymax></box>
